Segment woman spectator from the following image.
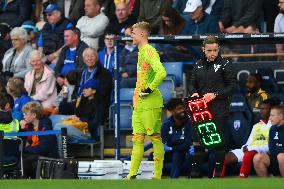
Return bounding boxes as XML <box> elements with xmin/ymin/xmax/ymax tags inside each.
<box><xmin>2</xmin><ymin>27</ymin><xmax>34</xmax><ymax>79</ymax></box>
<box><xmin>20</xmin><ymin>101</ymin><xmax>57</xmax><ymax>178</ymax></box>
<box><xmin>160</xmin><ymin>7</ymin><xmax>189</xmax><ymax>35</ymax></box>
<box><xmin>6</xmin><ymin>77</ymin><xmax>33</xmax><ymax>121</ymax></box>
<box><xmin>24</xmin><ymin>50</ymin><xmax>57</xmax><ymax>109</ymax></box>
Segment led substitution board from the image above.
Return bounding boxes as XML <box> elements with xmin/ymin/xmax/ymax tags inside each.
<box><xmin>184</xmin><ymin>98</ymin><xmax>223</xmax><ymax>149</ymax></box>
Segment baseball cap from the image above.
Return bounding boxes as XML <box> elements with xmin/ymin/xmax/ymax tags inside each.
<box><xmin>81</xmin><ymin>79</ymin><xmax>100</xmax><ymax>90</ymax></box>
<box><xmin>44</xmin><ymin>4</ymin><xmax>61</xmax><ymax>13</ymax></box>
<box><xmin>184</xmin><ymin>0</ymin><xmax>202</xmax><ymax>13</ymax></box>
<box><xmin>21</xmin><ymin>20</ymin><xmax>38</xmax><ymax>32</ymax></box>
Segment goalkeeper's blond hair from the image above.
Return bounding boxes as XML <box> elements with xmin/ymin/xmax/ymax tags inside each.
<box><xmin>132</xmin><ymin>21</ymin><xmax>151</xmax><ymax>36</ymax></box>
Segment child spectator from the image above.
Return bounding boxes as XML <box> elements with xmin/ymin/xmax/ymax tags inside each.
<box><xmin>6</xmin><ymin>77</ymin><xmax>33</xmax><ymax>121</ymax></box>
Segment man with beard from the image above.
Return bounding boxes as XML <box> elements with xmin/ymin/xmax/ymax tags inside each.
<box><xmin>161</xmin><ymin>98</ymin><xmax>193</xmax><ymax>178</ymax></box>
<box><xmin>189</xmin><ymin>36</ymin><xmax>236</xmax><ymax>177</ymax></box>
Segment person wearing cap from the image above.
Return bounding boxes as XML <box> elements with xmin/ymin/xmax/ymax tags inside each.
<box><xmin>21</xmin><ymin>20</ymin><xmax>39</xmax><ymax>49</ymax></box>
<box><xmin>37</xmin><ymin>3</ymin><xmax>73</xmax><ymax>64</ymax></box>
<box><xmin>51</xmin><ymin>78</ymin><xmax>102</xmax><ymax>157</ymax></box>
<box><xmin>76</xmin><ymin>0</ymin><xmax>109</xmax><ymax>49</ymax></box>
<box><xmin>184</xmin><ymin>0</ymin><xmax>220</xmax><ymax>34</ymax></box>
<box><xmin>219</xmin><ymin>0</ymin><xmax>263</xmax><ymax>33</ymax></box>
<box><xmin>0</xmin><ymin>0</ymin><xmax>32</xmax><ymax>27</ymax></box>
<box><xmin>0</xmin><ymin>23</ymin><xmax>12</xmax><ymax>65</ymax></box>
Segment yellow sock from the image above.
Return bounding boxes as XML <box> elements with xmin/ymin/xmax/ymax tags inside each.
<box><xmin>150</xmin><ymin>135</ymin><xmax>165</xmax><ymax>179</ymax></box>
<box><xmin>127</xmin><ymin>134</ymin><xmax>145</xmax><ymax>179</ymax></box>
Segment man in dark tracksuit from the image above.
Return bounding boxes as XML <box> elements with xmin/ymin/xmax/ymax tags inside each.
<box><xmin>161</xmin><ymin>98</ymin><xmax>193</xmax><ymax>178</ymax></box>
<box><xmin>253</xmin><ymin>105</ymin><xmax>284</xmax><ymax>177</ymax></box>
<box><xmin>189</xmin><ymin>36</ymin><xmax>237</xmax><ymax>177</ymax></box>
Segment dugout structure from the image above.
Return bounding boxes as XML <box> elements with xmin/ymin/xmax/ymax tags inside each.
<box><xmin>113</xmin><ymin>33</ymin><xmax>284</xmax><ymax>159</ymax></box>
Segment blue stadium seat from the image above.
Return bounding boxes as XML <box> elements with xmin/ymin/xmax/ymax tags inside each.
<box><xmin>258</xmin><ymin>69</ymin><xmax>278</xmax><ymax>93</ymax></box>
<box><xmin>163</xmin><ymin>62</ymin><xmax>183</xmax><ymax>86</ymax></box>
<box><xmin>271</xmin><ymin>93</ymin><xmax>284</xmax><ymax>104</ymax></box>
<box><xmin>158</xmin><ymin>78</ymin><xmax>176</xmax><ymax>103</ymax></box>
<box><xmin>109</xmin><ymin>104</ymin><xmax>133</xmax><ymax>129</ymax></box>
<box><xmin>120</xmin><ymin>88</ymin><xmax>134</xmax><ymax>103</ymax></box>
<box><xmin>228</xmin><ymin>94</ymin><xmax>253</xmax><ymax>148</ymax></box>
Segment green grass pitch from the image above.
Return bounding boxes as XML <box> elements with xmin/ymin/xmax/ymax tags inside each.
<box><xmin>1</xmin><ymin>178</ymin><xmax>284</xmax><ymax>189</ymax></box>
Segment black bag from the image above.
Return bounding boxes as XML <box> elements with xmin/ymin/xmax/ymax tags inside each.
<box><xmin>36</xmin><ymin>157</ymin><xmax>78</xmax><ymax>179</ymax></box>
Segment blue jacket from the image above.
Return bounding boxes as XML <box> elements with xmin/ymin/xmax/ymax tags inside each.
<box><xmin>161</xmin><ymin>116</ymin><xmax>193</xmax><ymax>152</ymax></box>
<box><xmin>98</xmin><ymin>48</ymin><xmax>116</xmax><ymax>77</ymax></box>
<box><xmin>23</xmin><ymin>117</ymin><xmax>57</xmax><ymax>157</ymax></box>
<box><xmin>187</xmin><ymin>13</ymin><xmax>220</xmax><ymax>35</ymax></box>
<box><xmin>269</xmin><ymin>124</ymin><xmax>284</xmax><ymax>157</ymax></box>
<box><xmin>12</xmin><ymin>94</ymin><xmax>33</xmax><ymax>121</ymax></box>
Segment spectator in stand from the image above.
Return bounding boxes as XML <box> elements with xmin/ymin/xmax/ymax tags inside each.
<box><xmin>184</xmin><ymin>0</ymin><xmax>220</xmax><ymax>34</ymax></box>
<box><xmin>78</xmin><ymin>47</ymin><xmax>113</xmax><ymax>123</ymax></box>
<box><xmin>246</xmin><ymin>73</ymin><xmax>270</xmax><ymax>113</ymax></box>
<box><xmin>274</xmin><ymin>0</ymin><xmax>284</xmax><ymax>61</ymax></box>
<box><xmin>0</xmin><ymin>23</ymin><xmax>11</xmax><ymax>65</ymax></box>
<box><xmin>263</xmin><ymin>0</ymin><xmax>279</xmax><ymax>32</ymax></box>
<box><xmin>138</xmin><ymin>0</ymin><xmax>172</xmax><ymax>34</ymax></box>
<box><xmin>38</xmin><ymin>3</ymin><xmax>73</xmax><ymax>64</ymax></box>
<box><xmin>56</xmin><ymin>0</ymin><xmax>85</xmax><ymax>24</ymax></box>
<box><xmin>98</xmin><ymin>30</ymin><xmax>117</xmax><ymax>77</ymax></box>
<box><xmin>6</xmin><ymin>77</ymin><xmax>33</xmax><ymax>121</ymax></box>
<box><xmin>0</xmin><ymin>0</ymin><xmax>32</xmax><ymax>27</ymax></box>
<box><xmin>253</xmin><ymin>105</ymin><xmax>284</xmax><ymax>177</ymax></box>
<box><xmin>222</xmin><ymin>99</ymin><xmax>280</xmax><ymax>178</ymax></box>
<box><xmin>160</xmin><ymin>7</ymin><xmax>189</xmax><ymax>35</ymax></box>
<box><xmin>114</xmin><ymin>0</ymin><xmax>140</xmax><ymax>21</ymax></box>
<box><xmin>21</xmin><ymin>20</ymin><xmax>39</xmax><ymax>49</ymax></box>
<box><xmin>106</xmin><ymin>1</ymin><xmax>136</xmax><ymax>36</ymax></box>
<box><xmin>24</xmin><ymin>50</ymin><xmax>57</xmax><ymax>109</ymax></box>
<box><xmin>2</xmin><ymin>27</ymin><xmax>34</xmax><ymax>79</ymax></box>
<box><xmin>76</xmin><ymin>0</ymin><xmax>109</xmax><ymax>49</ymax></box>
<box><xmin>20</xmin><ymin>101</ymin><xmax>57</xmax><ymax>178</ymax></box>
<box><xmin>119</xmin><ymin>26</ymin><xmax>137</xmax><ymax>88</ymax></box>
<box><xmin>161</xmin><ymin>98</ymin><xmax>193</xmax><ymax>178</ymax></box>
<box><xmin>54</xmin><ymin>27</ymin><xmax>88</xmax><ymax>87</ymax></box>
<box><xmin>219</xmin><ymin>0</ymin><xmax>263</xmax><ymax>33</ymax></box>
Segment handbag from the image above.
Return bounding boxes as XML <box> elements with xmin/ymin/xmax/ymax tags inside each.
<box><xmin>36</xmin><ymin>156</ymin><xmax>78</xmax><ymax>179</ymax></box>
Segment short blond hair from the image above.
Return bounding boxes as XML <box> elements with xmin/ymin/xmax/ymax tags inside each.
<box><xmin>132</xmin><ymin>21</ymin><xmax>151</xmax><ymax>35</ymax></box>
<box><xmin>22</xmin><ymin>101</ymin><xmax>44</xmax><ymax>119</ymax></box>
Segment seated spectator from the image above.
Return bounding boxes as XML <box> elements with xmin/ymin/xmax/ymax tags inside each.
<box><xmin>0</xmin><ymin>0</ymin><xmax>32</xmax><ymax>27</ymax></box>
<box><xmin>222</xmin><ymin>99</ymin><xmax>279</xmax><ymax>178</ymax></box>
<box><xmin>138</xmin><ymin>0</ymin><xmax>172</xmax><ymax>34</ymax></box>
<box><xmin>55</xmin><ymin>70</ymin><xmax>79</xmax><ymax>108</ymax></box>
<box><xmin>203</xmin><ymin>0</ymin><xmax>224</xmax><ymax>21</ymax></box>
<box><xmin>0</xmin><ymin>23</ymin><xmax>12</xmax><ymax>65</ymax></box>
<box><xmin>0</xmin><ymin>92</ymin><xmax>19</xmax><ymax>134</ymax></box>
<box><xmin>21</xmin><ymin>20</ymin><xmax>39</xmax><ymax>49</ymax></box>
<box><xmin>274</xmin><ymin>0</ymin><xmax>284</xmax><ymax>61</ymax></box>
<box><xmin>79</xmin><ymin>47</ymin><xmax>113</xmax><ymax>123</ymax></box>
<box><xmin>119</xmin><ymin>26</ymin><xmax>137</xmax><ymax>88</ymax></box>
<box><xmin>2</xmin><ymin>27</ymin><xmax>34</xmax><ymax>79</ymax></box>
<box><xmin>76</xmin><ymin>0</ymin><xmax>109</xmax><ymax>49</ymax></box>
<box><xmin>38</xmin><ymin>3</ymin><xmax>73</xmax><ymax>64</ymax></box>
<box><xmin>54</xmin><ymin>27</ymin><xmax>88</xmax><ymax>87</ymax></box>
<box><xmin>106</xmin><ymin>1</ymin><xmax>136</xmax><ymax>36</ymax></box>
<box><xmin>51</xmin><ymin>79</ymin><xmax>101</xmax><ymax>157</ymax></box>
<box><xmin>246</xmin><ymin>73</ymin><xmax>270</xmax><ymax>113</ymax></box>
<box><xmin>6</xmin><ymin>77</ymin><xmax>33</xmax><ymax>121</ymax></box>
<box><xmin>98</xmin><ymin>30</ymin><xmax>117</xmax><ymax>77</ymax></box>
<box><xmin>219</xmin><ymin>0</ymin><xmax>262</xmax><ymax>33</ymax></box>
<box><xmin>161</xmin><ymin>98</ymin><xmax>193</xmax><ymax>178</ymax></box>
<box><xmin>20</xmin><ymin>101</ymin><xmax>57</xmax><ymax>178</ymax></box>
<box><xmin>114</xmin><ymin>0</ymin><xmax>140</xmax><ymax>21</ymax></box>
<box><xmin>24</xmin><ymin>50</ymin><xmax>57</xmax><ymax>109</ymax></box>
<box><xmin>253</xmin><ymin>105</ymin><xmax>284</xmax><ymax>177</ymax></box>
<box><xmin>56</xmin><ymin>0</ymin><xmax>85</xmax><ymax>24</ymax></box>
<box><xmin>160</xmin><ymin>7</ymin><xmax>189</xmax><ymax>35</ymax></box>
<box><xmin>184</xmin><ymin>0</ymin><xmax>220</xmax><ymax>34</ymax></box>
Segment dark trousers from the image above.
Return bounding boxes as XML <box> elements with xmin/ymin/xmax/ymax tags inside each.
<box><xmin>163</xmin><ymin>151</ymin><xmax>193</xmax><ymax>178</ymax></box>
<box><xmin>23</xmin><ymin>154</ymin><xmax>40</xmax><ymax>179</ymax></box>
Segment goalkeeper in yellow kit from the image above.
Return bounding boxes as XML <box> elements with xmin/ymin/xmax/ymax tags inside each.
<box><xmin>126</xmin><ymin>22</ymin><xmax>167</xmax><ymax>179</ymax></box>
